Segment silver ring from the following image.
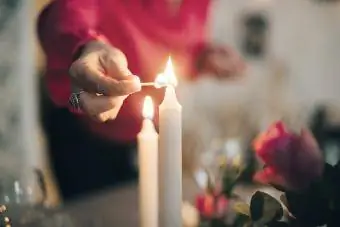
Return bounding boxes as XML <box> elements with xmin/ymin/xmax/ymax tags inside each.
<box><xmin>69</xmin><ymin>90</ymin><xmax>84</xmax><ymax>111</ymax></box>
<box><xmin>96</xmin><ymin>84</ymin><xmax>105</xmax><ymax>94</ymax></box>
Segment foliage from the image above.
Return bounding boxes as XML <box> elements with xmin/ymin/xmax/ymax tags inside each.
<box><xmin>232</xmin><ymin>191</ymin><xmax>289</xmax><ymax>227</ymax></box>
<box><xmin>196</xmin><ymin>154</ymin><xmax>252</xmax><ymax>227</ymax></box>
<box><xmin>196</xmin><ymin>120</ymin><xmax>340</xmax><ymax>227</ymax></box>
<box><xmin>249</xmin><ymin>120</ymin><xmax>340</xmax><ymax>227</ymax></box>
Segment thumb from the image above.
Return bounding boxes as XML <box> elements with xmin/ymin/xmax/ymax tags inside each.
<box><xmin>117</xmin><ymin>74</ymin><xmax>142</xmax><ymax>94</ymax></box>
<box><xmin>97</xmin><ymin>74</ymin><xmax>141</xmax><ymax>96</ymax></box>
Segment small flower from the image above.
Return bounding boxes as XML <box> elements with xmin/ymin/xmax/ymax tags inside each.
<box><xmin>196</xmin><ymin>193</ymin><xmax>214</xmax><ymax>217</ymax></box>
<box><xmin>218</xmin><ymin>155</ymin><xmax>228</xmax><ymax>168</ymax></box>
<box><xmin>231</xmin><ymin>154</ymin><xmax>242</xmax><ymax>169</ymax></box>
<box><xmin>252</xmin><ymin>121</ymin><xmax>323</xmax><ymax>190</ymax></box>
<box><xmin>195</xmin><ymin>192</ymin><xmax>229</xmax><ymax>218</ymax></box>
<box><xmin>215</xmin><ymin>195</ymin><xmax>228</xmax><ymax>217</ymax></box>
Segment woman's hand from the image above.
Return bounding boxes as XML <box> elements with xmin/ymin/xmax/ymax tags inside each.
<box><xmin>69</xmin><ymin>41</ymin><xmax>141</xmax><ymax>122</ymax></box>
<box><xmin>199</xmin><ymin>45</ymin><xmax>246</xmax><ymax>79</ymax></box>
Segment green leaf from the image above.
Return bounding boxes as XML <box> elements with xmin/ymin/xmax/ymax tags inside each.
<box><xmin>280</xmin><ymin>194</ymin><xmax>288</xmax><ymax>208</ymax></box>
<box><xmin>210</xmin><ymin>219</ymin><xmax>226</xmax><ymax>227</ymax></box>
<box><xmin>233</xmin><ymin>202</ymin><xmax>251</xmax><ymax>217</ymax></box>
<box><xmin>250</xmin><ymin>191</ymin><xmax>283</xmax><ymax>225</ymax></box>
<box><xmin>283</xmin><ymin>164</ymin><xmax>336</xmax><ymax>227</ymax></box>
<box><xmin>250</xmin><ymin>191</ymin><xmax>263</xmax><ymax>221</ymax></box>
<box><xmin>198</xmin><ymin>220</ymin><xmax>211</xmax><ymax>227</ymax></box>
<box><xmin>267</xmin><ymin>221</ymin><xmax>289</xmax><ymax>227</ymax></box>
<box><xmin>221</xmin><ymin>168</ymin><xmax>242</xmax><ymax>197</ymax></box>
<box><xmin>285</xmin><ymin>190</ymin><xmax>329</xmax><ymax>226</ymax></box>
<box><xmin>243</xmin><ymin>222</ymin><xmax>252</xmax><ymax>227</ymax></box>
<box><xmin>270</xmin><ymin>183</ymin><xmax>287</xmax><ymax>192</ymax></box>
<box><xmin>230</xmin><ymin>193</ymin><xmax>241</xmax><ymax>199</ymax></box>
<box><xmin>233</xmin><ymin>214</ymin><xmax>252</xmax><ymax>227</ymax></box>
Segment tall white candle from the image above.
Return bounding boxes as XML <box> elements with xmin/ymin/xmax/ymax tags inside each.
<box><xmin>138</xmin><ymin>96</ymin><xmax>158</xmax><ymax>227</ymax></box>
<box><xmin>158</xmin><ymin>58</ymin><xmax>182</xmax><ymax>227</ymax></box>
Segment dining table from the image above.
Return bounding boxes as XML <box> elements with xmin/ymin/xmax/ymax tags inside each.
<box><xmin>62</xmin><ymin>176</ymin><xmax>281</xmax><ymax>226</ymax></box>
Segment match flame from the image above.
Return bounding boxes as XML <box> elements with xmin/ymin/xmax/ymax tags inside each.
<box><xmin>142</xmin><ymin>96</ymin><xmax>154</xmax><ymax>119</ymax></box>
<box><xmin>154</xmin><ymin>56</ymin><xmax>178</xmax><ymax>88</ymax></box>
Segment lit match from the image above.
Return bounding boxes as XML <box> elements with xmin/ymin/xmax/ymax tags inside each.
<box><xmin>141</xmin><ymin>82</ymin><xmax>156</xmax><ymax>87</ymax></box>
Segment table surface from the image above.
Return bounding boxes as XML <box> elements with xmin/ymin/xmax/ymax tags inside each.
<box><xmin>64</xmin><ymin>177</ymin><xmax>281</xmax><ymax>226</ymax></box>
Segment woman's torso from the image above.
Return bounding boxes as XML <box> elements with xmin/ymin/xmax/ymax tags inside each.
<box><xmin>47</xmin><ymin>0</ymin><xmax>211</xmax><ymax>142</ymax></box>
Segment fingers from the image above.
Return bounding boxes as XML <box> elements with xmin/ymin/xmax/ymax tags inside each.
<box><xmin>79</xmin><ymin>92</ymin><xmax>126</xmax><ymax>122</ymax></box>
<box><xmin>98</xmin><ymin>47</ymin><xmax>130</xmax><ymax>80</ymax></box>
<box><xmin>93</xmin><ymin>107</ymin><xmax>123</xmax><ymax>122</ymax></box>
<box><xmin>69</xmin><ymin>44</ymin><xmax>141</xmax><ymax>122</ymax></box>
<box><xmin>85</xmin><ymin>64</ymin><xmax>141</xmax><ymax>96</ymax></box>
<box><xmin>70</xmin><ymin>59</ymin><xmax>141</xmax><ymax>96</ymax></box>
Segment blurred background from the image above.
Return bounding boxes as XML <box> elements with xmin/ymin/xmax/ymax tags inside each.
<box><xmin>1</xmin><ymin>0</ymin><xmax>340</xmax><ymax>225</ymax></box>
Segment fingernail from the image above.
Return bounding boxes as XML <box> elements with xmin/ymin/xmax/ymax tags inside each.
<box><xmin>131</xmin><ymin>75</ymin><xmax>141</xmax><ymax>84</ymax></box>
<box><xmin>131</xmin><ymin>74</ymin><xmax>141</xmax><ymax>81</ymax></box>
<box><xmin>131</xmin><ymin>75</ymin><xmax>141</xmax><ymax>91</ymax></box>
<box><xmin>127</xmin><ymin>74</ymin><xmax>140</xmax><ymax>80</ymax></box>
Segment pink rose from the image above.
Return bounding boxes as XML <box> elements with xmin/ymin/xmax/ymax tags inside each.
<box><xmin>253</xmin><ymin>121</ymin><xmax>323</xmax><ymax>190</ymax></box>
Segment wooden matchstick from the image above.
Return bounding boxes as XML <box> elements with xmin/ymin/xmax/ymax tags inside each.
<box><xmin>141</xmin><ymin>82</ymin><xmax>155</xmax><ymax>87</ymax></box>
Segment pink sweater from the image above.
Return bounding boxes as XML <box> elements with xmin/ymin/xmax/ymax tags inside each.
<box><xmin>38</xmin><ymin>0</ymin><xmax>211</xmax><ymax>142</ymax></box>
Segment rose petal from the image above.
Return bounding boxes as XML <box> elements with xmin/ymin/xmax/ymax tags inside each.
<box><xmin>273</xmin><ymin>121</ymin><xmax>287</xmax><ymax>134</ymax></box>
<box><xmin>204</xmin><ymin>195</ymin><xmax>214</xmax><ymax>217</ymax></box>
<box><xmin>253</xmin><ymin>167</ymin><xmax>289</xmax><ymax>188</ymax></box>
<box><xmin>253</xmin><ymin>132</ymin><xmax>267</xmax><ymax>152</ymax></box>
<box><xmin>253</xmin><ymin>122</ymin><xmax>323</xmax><ymax>191</ymax></box>
<box><xmin>253</xmin><ymin>170</ymin><xmax>271</xmax><ymax>184</ymax></box>
<box><xmin>253</xmin><ymin>122</ymin><xmax>290</xmax><ymax>160</ymax></box>
<box><xmin>195</xmin><ymin>195</ymin><xmax>205</xmax><ymax>214</ymax></box>
<box><xmin>195</xmin><ymin>194</ymin><xmax>216</xmax><ymax>217</ymax></box>
<box><xmin>216</xmin><ymin>196</ymin><xmax>228</xmax><ymax>216</ymax></box>
<box><xmin>300</xmin><ymin>128</ymin><xmax>319</xmax><ymax>151</ymax></box>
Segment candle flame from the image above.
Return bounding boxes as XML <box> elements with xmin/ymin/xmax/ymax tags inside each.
<box><xmin>142</xmin><ymin>96</ymin><xmax>154</xmax><ymax>119</ymax></box>
<box><xmin>164</xmin><ymin>57</ymin><xmax>177</xmax><ymax>86</ymax></box>
<box><xmin>154</xmin><ymin>56</ymin><xmax>178</xmax><ymax>88</ymax></box>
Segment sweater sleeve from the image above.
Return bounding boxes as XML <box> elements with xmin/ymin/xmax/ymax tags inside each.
<box><xmin>37</xmin><ymin>0</ymin><xmax>101</xmax><ymax>66</ymax></box>
<box><xmin>37</xmin><ymin>0</ymin><xmax>106</xmax><ymax>107</ymax></box>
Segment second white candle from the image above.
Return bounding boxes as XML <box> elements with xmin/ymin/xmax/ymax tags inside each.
<box><xmin>138</xmin><ymin>96</ymin><xmax>158</xmax><ymax>227</ymax></box>
<box><xmin>158</xmin><ymin>58</ymin><xmax>182</xmax><ymax>227</ymax></box>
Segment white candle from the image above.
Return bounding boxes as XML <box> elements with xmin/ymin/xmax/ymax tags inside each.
<box><xmin>158</xmin><ymin>57</ymin><xmax>182</xmax><ymax>227</ymax></box>
<box><xmin>138</xmin><ymin>96</ymin><xmax>158</xmax><ymax>227</ymax></box>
